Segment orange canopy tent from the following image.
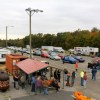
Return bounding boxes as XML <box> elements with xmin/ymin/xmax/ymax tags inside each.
<box><xmin>16</xmin><ymin>58</ymin><xmax>49</xmax><ymax>74</ymax></box>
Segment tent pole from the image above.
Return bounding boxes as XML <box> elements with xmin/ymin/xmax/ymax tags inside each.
<box><xmin>50</xmin><ymin>67</ymin><xmax>52</xmax><ymax>79</ymax></box>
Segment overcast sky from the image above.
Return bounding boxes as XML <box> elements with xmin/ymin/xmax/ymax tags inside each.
<box><xmin>0</xmin><ymin>0</ymin><xmax>100</xmax><ymax>39</ymax></box>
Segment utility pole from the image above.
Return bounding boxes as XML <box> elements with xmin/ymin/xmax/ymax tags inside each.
<box><xmin>6</xmin><ymin>26</ymin><xmax>14</xmax><ymax>48</ymax></box>
<box><xmin>25</xmin><ymin>8</ymin><xmax>43</xmax><ymax>58</ymax></box>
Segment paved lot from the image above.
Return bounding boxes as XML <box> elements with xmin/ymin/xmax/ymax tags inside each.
<box><xmin>29</xmin><ymin>55</ymin><xmax>100</xmax><ymax>100</ymax></box>
<box><xmin>12</xmin><ymin>90</ymin><xmax>73</xmax><ymax>100</ymax></box>
<box><xmin>0</xmin><ymin>53</ymin><xmax>100</xmax><ymax>100</ymax></box>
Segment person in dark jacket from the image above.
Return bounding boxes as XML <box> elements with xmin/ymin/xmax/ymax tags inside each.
<box><xmin>64</xmin><ymin>69</ymin><xmax>68</xmax><ymax>81</ymax></box>
<box><xmin>87</xmin><ymin>63</ymin><xmax>91</xmax><ymax>73</ymax></box>
<box><xmin>71</xmin><ymin>71</ymin><xmax>76</xmax><ymax>86</ymax></box>
<box><xmin>52</xmin><ymin>78</ymin><xmax>60</xmax><ymax>93</ymax></box>
<box><xmin>31</xmin><ymin>74</ymin><xmax>36</xmax><ymax>92</ymax></box>
<box><xmin>54</xmin><ymin>69</ymin><xmax>58</xmax><ymax>79</ymax></box>
<box><xmin>57</xmin><ymin>70</ymin><xmax>61</xmax><ymax>82</ymax></box>
<box><xmin>13</xmin><ymin>72</ymin><xmax>19</xmax><ymax>89</ymax></box>
<box><xmin>91</xmin><ymin>67</ymin><xmax>97</xmax><ymax>80</ymax></box>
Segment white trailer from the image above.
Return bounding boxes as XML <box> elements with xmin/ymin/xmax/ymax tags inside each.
<box><xmin>74</xmin><ymin>47</ymin><xmax>99</xmax><ymax>56</ymax></box>
<box><xmin>41</xmin><ymin>46</ymin><xmax>54</xmax><ymax>51</ymax></box>
<box><xmin>41</xmin><ymin>46</ymin><xmax>65</xmax><ymax>53</ymax></box>
<box><xmin>0</xmin><ymin>49</ymin><xmax>11</xmax><ymax>63</ymax></box>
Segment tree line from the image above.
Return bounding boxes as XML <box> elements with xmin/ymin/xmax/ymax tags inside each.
<box><xmin>0</xmin><ymin>27</ymin><xmax>100</xmax><ymax>51</ymax></box>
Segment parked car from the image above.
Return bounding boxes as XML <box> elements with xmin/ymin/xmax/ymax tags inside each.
<box><xmin>41</xmin><ymin>52</ymin><xmax>50</xmax><ymax>58</ymax></box>
<box><xmin>58</xmin><ymin>54</ymin><xmax>64</xmax><ymax>59</ymax></box>
<box><xmin>33</xmin><ymin>50</ymin><xmax>41</xmax><ymax>56</ymax></box>
<box><xmin>96</xmin><ymin>52</ymin><xmax>100</xmax><ymax>57</ymax></box>
<box><xmin>62</xmin><ymin>56</ymin><xmax>77</xmax><ymax>64</ymax></box>
<box><xmin>21</xmin><ymin>48</ymin><xmax>28</xmax><ymax>53</ymax></box>
<box><xmin>49</xmin><ymin>52</ymin><xmax>61</xmax><ymax>60</ymax></box>
<box><xmin>25</xmin><ymin>50</ymin><xmax>30</xmax><ymax>54</ymax></box>
<box><xmin>53</xmin><ymin>49</ymin><xmax>65</xmax><ymax>53</ymax></box>
<box><xmin>73</xmin><ymin>56</ymin><xmax>85</xmax><ymax>62</ymax></box>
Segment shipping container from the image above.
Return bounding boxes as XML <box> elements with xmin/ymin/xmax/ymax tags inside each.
<box><xmin>6</xmin><ymin>54</ymin><xmax>27</xmax><ymax>75</ymax></box>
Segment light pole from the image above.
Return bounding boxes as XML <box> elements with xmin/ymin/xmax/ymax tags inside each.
<box><xmin>25</xmin><ymin>8</ymin><xmax>43</xmax><ymax>58</ymax></box>
<box><xmin>6</xmin><ymin>26</ymin><xmax>14</xmax><ymax>48</ymax></box>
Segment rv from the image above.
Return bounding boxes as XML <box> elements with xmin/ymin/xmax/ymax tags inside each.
<box><xmin>74</xmin><ymin>47</ymin><xmax>99</xmax><ymax>56</ymax></box>
<box><xmin>0</xmin><ymin>49</ymin><xmax>11</xmax><ymax>63</ymax></box>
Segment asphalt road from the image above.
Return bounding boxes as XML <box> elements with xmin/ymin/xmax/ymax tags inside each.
<box><xmin>26</xmin><ymin>54</ymin><xmax>100</xmax><ymax>100</ymax></box>
<box><xmin>12</xmin><ymin>90</ymin><xmax>73</xmax><ymax>100</ymax></box>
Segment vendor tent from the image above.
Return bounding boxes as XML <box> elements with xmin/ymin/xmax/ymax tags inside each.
<box><xmin>16</xmin><ymin>58</ymin><xmax>49</xmax><ymax>74</ymax></box>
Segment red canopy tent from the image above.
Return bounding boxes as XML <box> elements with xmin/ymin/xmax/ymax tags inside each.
<box><xmin>16</xmin><ymin>59</ymin><xmax>49</xmax><ymax>74</ymax></box>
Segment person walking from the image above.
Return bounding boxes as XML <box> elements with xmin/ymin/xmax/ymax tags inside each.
<box><xmin>13</xmin><ymin>72</ymin><xmax>16</xmax><ymax>88</ymax></box>
<box><xmin>13</xmin><ymin>72</ymin><xmax>19</xmax><ymax>89</ymax></box>
<box><xmin>64</xmin><ymin>69</ymin><xmax>68</xmax><ymax>81</ymax></box>
<box><xmin>83</xmin><ymin>72</ymin><xmax>87</xmax><ymax>88</ymax></box>
<box><xmin>91</xmin><ymin>67</ymin><xmax>97</xmax><ymax>80</ymax></box>
<box><xmin>87</xmin><ymin>63</ymin><xmax>91</xmax><ymax>73</ymax></box>
<box><xmin>71</xmin><ymin>71</ymin><xmax>76</xmax><ymax>86</ymax></box>
<box><xmin>80</xmin><ymin>70</ymin><xmax>84</xmax><ymax>86</ymax></box>
<box><xmin>52</xmin><ymin>78</ymin><xmax>60</xmax><ymax>93</ymax></box>
<box><xmin>66</xmin><ymin>72</ymin><xmax>71</xmax><ymax>86</ymax></box>
<box><xmin>20</xmin><ymin>74</ymin><xmax>26</xmax><ymax>89</ymax></box>
<box><xmin>42</xmin><ymin>78</ymin><xmax>48</xmax><ymax>95</ymax></box>
<box><xmin>54</xmin><ymin>69</ymin><xmax>58</xmax><ymax>79</ymax></box>
<box><xmin>31</xmin><ymin>74</ymin><xmax>36</xmax><ymax>92</ymax></box>
<box><xmin>75</xmin><ymin>61</ymin><xmax>78</xmax><ymax>72</ymax></box>
<box><xmin>57</xmin><ymin>70</ymin><xmax>61</xmax><ymax>82</ymax></box>
<box><xmin>35</xmin><ymin>76</ymin><xmax>42</xmax><ymax>95</ymax></box>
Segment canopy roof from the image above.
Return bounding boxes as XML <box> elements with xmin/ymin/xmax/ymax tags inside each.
<box><xmin>16</xmin><ymin>59</ymin><xmax>49</xmax><ymax>74</ymax></box>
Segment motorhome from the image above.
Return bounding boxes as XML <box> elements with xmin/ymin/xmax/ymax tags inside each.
<box><xmin>0</xmin><ymin>49</ymin><xmax>11</xmax><ymax>63</ymax></box>
<box><xmin>74</xmin><ymin>47</ymin><xmax>99</xmax><ymax>56</ymax></box>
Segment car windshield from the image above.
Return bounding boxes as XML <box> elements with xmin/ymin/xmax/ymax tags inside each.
<box><xmin>65</xmin><ymin>56</ymin><xmax>68</xmax><ymax>59</ymax></box>
<box><xmin>51</xmin><ymin>52</ymin><xmax>57</xmax><ymax>56</ymax></box>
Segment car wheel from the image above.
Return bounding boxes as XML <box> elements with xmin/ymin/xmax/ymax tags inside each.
<box><xmin>70</xmin><ymin>61</ymin><xmax>73</xmax><ymax>64</ymax></box>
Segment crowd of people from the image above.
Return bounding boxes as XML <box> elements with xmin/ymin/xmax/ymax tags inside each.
<box><xmin>12</xmin><ymin>61</ymin><xmax>98</xmax><ymax>96</ymax></box>
<box><xmin>13</xmin><ymin>70</ymin><xmax>60</xmax><ymax>95</ymax></box>
<box><xmin>31</xmin><ymin>72</ymin><xmax>61</xmax><ymax>95</ymax></box>
<box><xmin>64</xmin><ymin>69</ymin><xmax>76</xmax><ymax>87</ymax></box>
<box><xmin>63</xmin><ymin>61</ymin><xmax>98</xmax><ymax>89</ymax></box>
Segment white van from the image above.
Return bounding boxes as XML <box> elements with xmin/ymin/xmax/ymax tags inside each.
<box><xmin>53</xmin><ymin>47</ymin><xmax>65</xmax><ymax>53</ymax></box>
<box><xmin>0</xmin><ymin>49</ymin><xmax>11</xmax><ymax>63</ymax></box>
